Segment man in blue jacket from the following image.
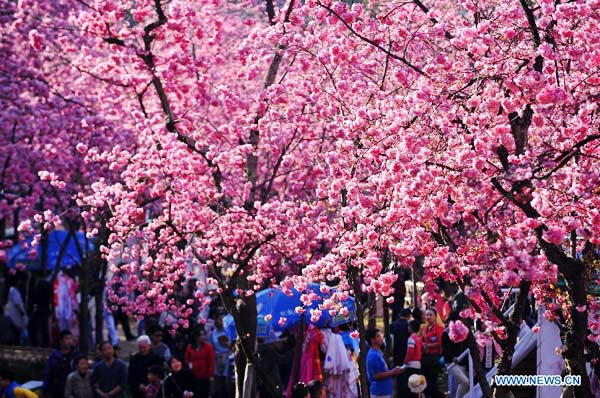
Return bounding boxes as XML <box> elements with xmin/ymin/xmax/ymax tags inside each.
<box><xmin>42</xmin><ymin>330</ymin><xmax>78</xmax><ymax>398</ymax></box>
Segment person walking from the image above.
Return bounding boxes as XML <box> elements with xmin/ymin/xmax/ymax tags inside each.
<box><xmin>42</xmin><ymin>330</ymin><xmax>78</xmax><ymax>398</ymax></box>
<box><xmin>28</xmin><ymin>276</ymin><xmax>52</xmax><ymax>347</ymax></box>
<box><xmin>365</xmin><ymin>328</ymin><xmax>403</xmax><ymax>398</ymax></box>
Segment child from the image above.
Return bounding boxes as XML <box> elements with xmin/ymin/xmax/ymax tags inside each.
<box><xmin>144</xmin><ymin>366</ymin><xmax>164</xmax><ymax>398</ymax></box>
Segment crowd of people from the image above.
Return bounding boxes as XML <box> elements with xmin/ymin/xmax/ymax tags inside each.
<box><xmin>1</xmin><ymin>314</ymin><xmax>237</xmax><ymax>398</ymax></box>
<box><xmin>1</xmin><ymin>264</ymin><xmax>544</xmax><ymax>398</ymax></box>
<box><xmin>364</xmin><ymin>293</ymin><xmax>513</xmax><ymax>398</ymax></box>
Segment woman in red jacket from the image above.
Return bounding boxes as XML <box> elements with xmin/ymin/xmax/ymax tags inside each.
<box><xmin>420</xmin><ymin>308</ymin><xmax>444</xmax><ymax>398</ymax></box>
<box><xmin>184</xmin><ymin>330</ymin><xmax>215</xmax><ymax>398</ymax></box>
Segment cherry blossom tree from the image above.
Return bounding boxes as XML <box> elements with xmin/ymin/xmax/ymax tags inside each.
<box><xmin>290</xmin><ymin>1</ymin><xmax>600</xmax><ymax>397</ymax></box>
<box><xmin>11</xmin><ymin>0</ymin><xmax>600</xmax><ymax>397</ymax></box>
<box><xmin>24</xmin><ymin>1</ymin><xmax>350</xmax><ymax>396</ymax></box>
<box><xmin>2</xmin><ymin>0</ymin><xmax>133</xmax><ymax>351</ymax></box>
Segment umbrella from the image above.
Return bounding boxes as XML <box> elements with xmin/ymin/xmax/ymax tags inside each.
<box><xmin>256</xmin><ymin>283</ymin><xmax>356</xmax><ymax>337</ymax></box>
<box><xmin>8</xmin><ymin>230</ymin><xmax>93</xmax><ymax>271</ymax></box>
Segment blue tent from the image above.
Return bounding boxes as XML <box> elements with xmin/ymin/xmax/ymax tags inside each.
<box><xmin>256</xmin><ymin>283</ymin><xmax>356</xmax><ymax>338</ymax></box>
<box><xmin>8</xmin><ymin>230</ymin><xmax>93</xmax><ymax>271</ymax></box>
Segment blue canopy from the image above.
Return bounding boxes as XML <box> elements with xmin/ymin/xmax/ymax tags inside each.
<box><xmin>8</xmin><ymin>230</ymin><xmax>93</xmax><ymax>271</ymax></box>
<box><xmin>256</xmin><ymin>283</ymin><xmax>356</xmax><ymax>338</ymax></box>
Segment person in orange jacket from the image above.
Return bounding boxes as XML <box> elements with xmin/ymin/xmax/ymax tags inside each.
<box><xmin>420</xmin><ymin>308</ymin><xmax>444</xmax><ymax>398</ymax></box>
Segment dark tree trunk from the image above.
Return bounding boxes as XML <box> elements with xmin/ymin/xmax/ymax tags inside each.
<box><xmin>221</xmin><ymin>271</ymin><xmax>257</xmax><ymax>398</ymax></box>
<box><xmin>79</xmin><ymin>260</ymin><xmax>90</xmax><ymax>353</ymax></box>
<box><xmin>94</xmin><ymin>223</ymin><xmax>110</xmax><ymax>347</ymax></box>
<box><xmin>95</xmin><ymin>280</ymin><xmax>105</xmax><ymax>348</ymax></box>
<box><xmin>382</xmin><ymin>250</ymin><xmax>392</xmax><ymax>358</ymax></box>
<box><xmin>412</xmin><ymin>256</ymin><xmax>424</xmax><ymax>308</ymax></box>
<box><xmin>350</xmin><ymin>266</ymin><xmax>370</xmax><ymax>398</ymax></box>
<box><xmin>40</xmin><ymin>227</ymin><xmax>48</xmax><ymax>276</ymax></box>
<box><xmin>367</xmin><ymin>292</ymin><xmax>376</xmax><ymax>330</ymax></box>
<box><xmin>494</xmin><ymin>281</ymin><xmax>531</xmax><ymax>398</ymax></box>
<box><xmin>466</xmin><ymin>332</ymin><xmax>493</xmax><ymax>398</ymax></box>
<box><xmin>291</xmin><ymin>317</ymin><xmax>305</xmax><ymax>385</ymax></box>
<box><xmin>562</xmin><ymin>268</ymin><xmax>591</xmax><ymax>398</ymax></box>
<box><xmin>383</xmin><ymin>296</ymin><xmax>392</xmax><ymax>358</ymax></box>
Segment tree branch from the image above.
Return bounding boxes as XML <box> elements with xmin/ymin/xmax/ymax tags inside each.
<box><xmin>316</xmin><ymin>1</ymin><xmax>426</xmax><ymax>77</ymax></box>
<box><xmin>537</xmin><ymin>134</ymin><xmax>600</xmax><ymax>180</ymax></box>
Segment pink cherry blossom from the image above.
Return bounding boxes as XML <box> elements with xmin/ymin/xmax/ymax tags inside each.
<box><xmin>449</xmin><ymin>321</ymin><xmax>469</xmax><ymax>343</ymax></box>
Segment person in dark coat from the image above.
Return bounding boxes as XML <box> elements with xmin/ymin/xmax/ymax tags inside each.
<box><xmin>163</xmin><ymin>356</ymin><xmax>196</xmax><ymax>398</ymax></box>
<box><xmin>42</xmin><ymin>330</ymin><xmax>78</xmax><ymax>398</ymax></box>
<box><xmin>129</xmin><ymin>335</ymin><xmax>164</xmax><ymax>398</ymax></box>
<box><xmin>91</xmin><ymin>341</ymin><xmax>128</xmax><ymax>398</ymax></box>
<box><xmin>0</xmin><ymin>307</ymin><xmax>17</xmax><ymax>345</ymax></box>
<box><xmin>391</xmin><ymin>308</ymin><xmax>412</xmax><ymax>367</ymax></box>
<box><xmin>256</xmin><ymin>338</ymin><xmax>292</xmax><ymax>398</ymax></box>
<box><xmin>28</xmin><ymin>276</ymin><xmax>52</xmax><ymax>347</ymax></box>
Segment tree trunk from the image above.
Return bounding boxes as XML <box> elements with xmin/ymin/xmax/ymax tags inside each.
<box><xmin>221</xmin><ymin>271</ymin><xmax>257</xmax><ymax>398</ymax></box>
<box><xmin>291</xmin><ymin>317</ymin><xmax>305</xmax><ymax>385</ymax></box>
<box><xmin>466</xmin><ymin>332</ymin><xmax>493</xmax><ymax>398</ymax></box>
<box><xmin>412</xmin><ymin>256</ymin><xmax>424</xmax><ymax>308</ymax></box>
<box><xmin>562</xmin><ymin>269</ymin><xmax>591</xmax><ymax>398</ymax></box>
<box><xmin>382</xmin><ymin>250</ymin><xmax>392</xmax><ymax>358</ymax></box>
<box><xmin>79</xmin><ymin>260</ymin><xmax>90</xmax><ymax>353</ymax></box>
<box><xmin>95</xmin><ymin>280</ymin><xmax>104</xmax><ymax>348</ymax></box>
<box><xmin>351</xmin><ymin>266</ymin><xmax>370</xmax><ymax>398</ymax></box>
<box><xmin>493</xmin><ymin>281</ymin><xmax>531</xmax><ymax>398</ymax></box>
<box><xmin>94</xmin><ymin>221</ymin><xmax>110</xmax><ymax>347</ymax></box>
<box><xmin>383</xmin><ymin>295</ymin><xmax>392</xmax><ymax>359</ymax></box>
<box><xmin>40</xmin><ymin>228</ymin><xmax>48</xmax><ymax>276</ymax></box>
<box><xmin>367</xmin><ymin>292</ymin><xmax>376</xmax><ymax>330</ymax></box>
